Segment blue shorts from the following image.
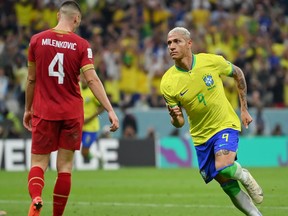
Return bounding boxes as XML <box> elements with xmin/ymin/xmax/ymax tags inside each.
<box><xmin>82</xmin><ymin>131</ymin><xmax>98</xmax><ymax>148</ymax></box>
<box><xmin>195</xmin><ymin>128</ymin><xmax>239</xmax><ymax>184</ymax></box>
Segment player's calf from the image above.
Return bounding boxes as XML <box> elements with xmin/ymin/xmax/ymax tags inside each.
<box><xmin>219</xmin><ymin>162</ymin><xmax>263</xmax><ymax>204</ymax></box>
<box><xmin>221</xmin><ymin>180</ymin><xmax>262</xmax><ymax>216</ymax></box>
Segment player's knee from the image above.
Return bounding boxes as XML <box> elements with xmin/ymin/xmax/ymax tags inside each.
<box><xmin>218</xmin><ymin>163</ymin><xmax>237</xmax><ymax>179</ymax></box>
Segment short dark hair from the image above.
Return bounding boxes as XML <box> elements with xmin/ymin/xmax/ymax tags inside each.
<box><xmin>60</xmin><ymin>1</ymin><xmax>81</xmax><ymax>13</ymax></box>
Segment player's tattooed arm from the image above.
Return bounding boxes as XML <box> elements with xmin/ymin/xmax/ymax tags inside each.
<box><xmin>231</xmin><ymin>65</ymin><xmax>248</xmax><ymax>111</ymax></box>
<box><xmin>231</xmin><ymin>65</ymin><xmax>253</xmax><ymax>128</ymax></box>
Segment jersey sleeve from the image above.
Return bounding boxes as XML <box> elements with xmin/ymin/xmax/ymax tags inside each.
<box><xmin>214</xmin><ymin>55</ymin><xmax>233</xmax><ymax>77</ymax></box>
<box><xmin>160</xmin><ymin>81</ymin><xmax>179</xmax><ymax>108</ymax></box>
<box><xmin>80</xmin><ymin>40</ymin><xmax>95</xmax><ymax>73</ymax></box>
<box><xmin>27</xmin><ymin>36</ymin><xmax>36</xmax><ymax>66</ymax></box>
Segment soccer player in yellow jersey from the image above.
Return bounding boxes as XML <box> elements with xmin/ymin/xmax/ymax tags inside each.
<box><xmin>160</xmin><ymin>27</ymin><xmax>263</xmax><ymax>216</ymax></box>
<box><xmin>81</xmin><ymin>77</ymin><xmax>104</xmax><ymax>163</ymax></box>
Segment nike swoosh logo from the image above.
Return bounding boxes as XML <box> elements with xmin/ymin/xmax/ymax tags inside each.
<box><xmin>219</xmin><ymin>144</ymin><xmax>227</xmax><ymax>147</ymax></box>
<box><xmin>180</xmin><ymin>89</ymin><xmax>188</xmax><ymax>96</ymax></box>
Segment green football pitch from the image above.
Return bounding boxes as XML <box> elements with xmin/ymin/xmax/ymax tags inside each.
<box><xmin>0</xmin><ymin>167</ymin><xmax>287</xmax><ymax>216</ymax></box>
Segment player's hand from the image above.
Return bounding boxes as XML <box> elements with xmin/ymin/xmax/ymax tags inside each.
<box><xmin>168</xmin><ymin>105</ymin><xmax>182</xmax><ymax>118</ymax></box>
<box><xmin>168</xmin><ymin>105</ymin><xmax>185</xmax><ymax>128</ymax></box>
<box><xmin>108</xmin><ymin>111</ymin><xmax>119</xmax><ymax>132</ymax></box>
<box><xmin>23</xmin><ymin>110</ymin><xmax>33</xmax><ymax>131</ymax></box>
<box><xmin>241</xmin><ymin>109</ymin><xmax>253</xmax><ymax>129</ymax></box>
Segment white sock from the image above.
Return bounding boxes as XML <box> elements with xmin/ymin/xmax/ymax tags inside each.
<box><xmin>233</xmin><ymin>162</ymin><xmax>249</xmax><ymax>183</ymax></box>
<box><xmin>231</xmin><ymin>190</ymin><xmax>262</xmax><ymax>216</ymax></box>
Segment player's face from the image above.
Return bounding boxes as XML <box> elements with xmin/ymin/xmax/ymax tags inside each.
<box><xmin>167</xmin><ymin>33</ymin><xmax>192</xmax><ymax>60</ymax></box>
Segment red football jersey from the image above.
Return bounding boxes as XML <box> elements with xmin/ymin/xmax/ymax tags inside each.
<box><xmin>28</xmin><ymin>29</ymin><xmax>94</xmax><ymax>120</ymax></box>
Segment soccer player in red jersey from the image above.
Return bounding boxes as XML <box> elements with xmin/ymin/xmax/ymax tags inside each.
<box><xmin>23</xmin><ymin>1</ymin><xmax>119</xmax><ymax>215</ymax></box>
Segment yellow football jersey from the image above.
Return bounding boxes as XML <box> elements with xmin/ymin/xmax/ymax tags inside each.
<box><xmin>160</xmin><ymin>53</ymin><xmax>241</xmax><ymax>145</ymax></box>
<box><xmin>81</xmin><ymin>86</ymin><xmax>101</xmax><ymax>132</ymax></box>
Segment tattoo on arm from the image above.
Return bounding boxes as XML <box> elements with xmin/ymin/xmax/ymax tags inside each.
<box><xmin>215</xmin><ymin>149</ymin><xmax>230</xmax><ymax>156</ymax></box>
<box><xmin>232</xmin><ymin>65</ymin><xmax>248</xmax><ymax>110</ymax></box>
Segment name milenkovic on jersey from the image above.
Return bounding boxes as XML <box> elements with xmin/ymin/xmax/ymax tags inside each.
<box><xmin>42</xmin><ymin>38</ymin><xmax>77</xmax><ymax>50</ymax></box>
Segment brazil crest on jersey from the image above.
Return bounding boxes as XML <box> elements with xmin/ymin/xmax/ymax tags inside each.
<box><xmin>160</xmin><ymin>53</ymin><xmax>241</xmax><ymax>145</ymax></box>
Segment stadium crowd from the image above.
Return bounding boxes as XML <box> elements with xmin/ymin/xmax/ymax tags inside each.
<box><xmin>0</xmin><ymin>0</ymin><xmax>288</xmax><ymax>138</ymax></box>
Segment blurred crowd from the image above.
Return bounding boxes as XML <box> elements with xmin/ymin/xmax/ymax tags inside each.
<box><xmin>1</xmin><ymin>0</ymin><xmax>288</xmax><ymax>138</ymax></box>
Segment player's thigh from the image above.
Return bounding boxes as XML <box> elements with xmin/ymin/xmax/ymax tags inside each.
<box><xmin>214</xmin><ymin>128</ymin><xmax>239</xmax><ymax>170</ymax></box>
<box><xmin>59</xmin><ymin>117</ymin><xmax>83</xmax><ymax>151</ymax></box>
<box><xmin>31</xmin><ymin>116</ymin><xmax>61</xmax><ymax>154</ymax></box>
<box><xmin>215</xmin><ymin>150</ymin><xmax>237</xmax><ymax>170</ymax></box>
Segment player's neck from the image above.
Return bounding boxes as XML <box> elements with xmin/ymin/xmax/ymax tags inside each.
<box><xmin>53</xmin><ymin>22</ymin><xmax>75</xmax><ymax>33</ymax></box>
<box><xmin>175</xmin><ymin>56</ymin><xmax>193</xmax><ymax>71</ymax></box>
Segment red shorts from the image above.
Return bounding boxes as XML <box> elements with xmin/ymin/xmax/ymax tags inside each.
<box><xmin>31</xmin><ymin>115</ymin><xmax>84</xmax><ymax>154</ymax></box>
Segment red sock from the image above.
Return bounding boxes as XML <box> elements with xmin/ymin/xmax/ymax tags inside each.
<box><xmin>28</xmin><ymin>166</ymin><xmax>45</xmax><ymax>199</ymax></box>
<box><xmin>53</xmin><ymin>172</ymin><xmax>71</xmax><ymax>216</ymax></box>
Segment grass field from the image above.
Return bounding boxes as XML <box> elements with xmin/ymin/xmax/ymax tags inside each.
<box><xmin>0</xmin><ymin>167</ymin><xmax>287</xmax><ymax>216</ymax></box>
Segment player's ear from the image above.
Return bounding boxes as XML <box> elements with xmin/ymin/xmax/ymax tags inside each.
<box><xmin>74</xmin><ymin>14</ymin><xmax>81</xmax><ymax>26</ymax></box>
<box><xmin>188</xmin><ymin>39</ymin><xmax>192</xmax><ymax>47</ymax></box>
